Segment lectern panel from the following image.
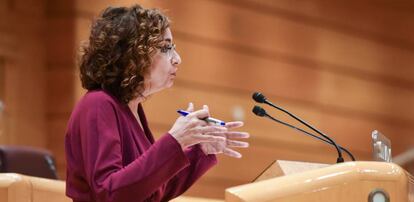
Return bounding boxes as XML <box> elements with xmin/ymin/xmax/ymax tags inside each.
<box><xmin>226</xmin><ymin>161</ymin><xmax>412</xmax><ymax>202</ymax></box>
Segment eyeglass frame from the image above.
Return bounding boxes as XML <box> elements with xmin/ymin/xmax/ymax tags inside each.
<box><xmin>159</xmin><ymin>43</ymin><xmax>177</xmax><ymax>60</ymax></box>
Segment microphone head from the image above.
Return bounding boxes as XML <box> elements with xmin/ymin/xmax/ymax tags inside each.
<box><xmin>252</xmin><ymin>105</ymin><xmax>267</xmax><ymax>117</ymax></box>
<box><xmin>252</xmin><ymin>92</ymin><xmax>266</xmax><ymax>103</ymax></box>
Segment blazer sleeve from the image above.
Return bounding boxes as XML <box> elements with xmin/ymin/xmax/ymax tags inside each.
<box><xmin>161</xmin><ymin>144</ymin><xmax>217</xmax><ymax>201</ymax></box>
<box><xmin>78</xmin><ymin>100</ymin><xmax>190</xmax><ymax>202</ymax></box>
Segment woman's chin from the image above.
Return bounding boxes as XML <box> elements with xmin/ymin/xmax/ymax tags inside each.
<box><xmin>166</xmin><ymin>81</ymin><xmax>174</xmax><ymax>88</ymax></box>
<box><xmin>158</xmin><ymin>82</ymin><xmax>174</xmax><ymax>92</ymax></box>
<box><xmin>167</xmin><ymin>78</ymin><xmax>175</xmax><ymax>87</ymax></box>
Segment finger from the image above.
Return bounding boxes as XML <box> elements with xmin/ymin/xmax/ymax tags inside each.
<box><xmin>225</xmin><ymin>121</ymin><xmax>244</xmax><ymax>129</ymax></box>
<box><xmin>225</xmin><ymin>131</ymin><xmax>250</xmax><ymax>139</ymax></box>
<box><xmin>199</xmin><ymin>125</ymin><xmax>227</xmax><ymax>134</ymax></box>
<box><xmin>206</xmin><ymin>131</ymin><xmax>249</xmax><ymax>139</ymax></box>
<box><xmin>188</xmin><ymin>118</ymin><xmax>208</xmax><ymax>128</ymax></box>
<box><xmin>203</xmin><ymin>105</ymin><xmax>215</xmax><ymax>124</ymax></box>
<box><xmin>191</xmin><ymin>126</ymin><xmax>227</xmax><ymax>135</ymax></box>
<box><xmin>227</xmin><ymin>140</ymin><xmax>249</xmax><ymax>148</ymax></box>
<box><xmin>204</xmin><ymin>132</ymin><xmax>226</xmax><ymax>137</ymax></box>
<box><xmin>202</xmin><ymin>105</ymin><xmax>214</xmax><ymax>125</ymax></box>
<box><xmin>189</xmin><ymin>108</ymin><xmax>209</xmax><ymax>119</ymax></box>
<box><xmin>223</xmin><ymin>148</ymin><xmax>242</xmax><ymax>158</ymax></box>
<box><xmin>192</xmin><ymin>134</ymin><xmax>226</xmax><ymax>143</ymax></box>
<box><xmin>186</xmin><ymin>102</ymin><xmax>194</xmax><ymax>112</ymax></box>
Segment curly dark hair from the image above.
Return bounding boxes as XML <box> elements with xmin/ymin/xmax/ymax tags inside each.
<box><xmin>79</xmin><ymin>5</ymin><xmax>170</xmax><ymax>103</ymax></box>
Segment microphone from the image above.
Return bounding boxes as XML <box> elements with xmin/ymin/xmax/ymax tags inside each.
<box><xmin>252</xmin><ymin>106</ymin><xmax>355</xmax><ymax>161</ymax></box>
<box><xmin>253</xmin><ymin>92</ymin><xmax>351</xmax><ymax>163</ymax></box>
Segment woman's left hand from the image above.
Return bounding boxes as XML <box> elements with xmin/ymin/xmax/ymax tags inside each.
<box><xmin>200</xmin><ymin>121</ymin><xmax>249</xmax><ymax>158</ymax></box>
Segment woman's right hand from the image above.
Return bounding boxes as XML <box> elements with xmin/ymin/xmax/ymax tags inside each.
<box><xmin>169</xmin><ymin>103</ymin><xmax>227</xmax><ymax>149</ymax></box>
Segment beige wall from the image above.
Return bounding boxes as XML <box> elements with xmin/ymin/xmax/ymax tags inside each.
<box><xmin>1</xmin><ymin>0</ymin><xmax>414</xmax><ymax>199</ymax></box>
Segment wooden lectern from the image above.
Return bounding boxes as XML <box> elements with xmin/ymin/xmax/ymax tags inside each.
<box><xmin>226</xmin><ymin>161</ymin><xmax>413</xmax><ymax>202</ymax></box>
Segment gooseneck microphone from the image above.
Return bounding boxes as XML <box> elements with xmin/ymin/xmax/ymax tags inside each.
<box><xmin>252</xmin><ymin>106</ymin><xmax>355</xmax><ymax>161</ymax></box>
<box><xmin>253</xmin><ymin>92</ymin><xmax>350</xmax><ymax>163</ymax></box>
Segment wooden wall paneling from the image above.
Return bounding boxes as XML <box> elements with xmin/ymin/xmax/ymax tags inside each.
<box><xmin>244</xmin><ymin>0</ymin><xmax>414</xmax><ymax>47</ymax></box>
<box><xmin>75</xmin><ymin>0</ymin><xmax>159</xmax><ymax>17</ymax></box>
<box><xmin>0</xmin><ymin>32</ymin><xmax>16</xmax><ymax>58</ymax></box>
<box><xmin>45</xmin><ymin>0</ymin><xmax>78</xmax><ymax>180</ymax></box>
<box><xmin>183</xmin><ymin>176</ymin><xmax>235</xmax><ymax>199</ymax></box>
<box><xmin>0</xmin><ymin>58</ymin><xmax>6</xmax><ymax>144</ymax></box>
<box><xmin>154</xmin><ymin>2</ymin><xmax>414</xmax><ymax>157</ymax></box>
<box><xmin>0</xmin><ymin>0</ymin><xmax>16</xmax><ymax>58</ymax></box>
<box><xmin>0</xmin><ymin>0</ymin><xmax>48</xmax><ymax>147</ymax></box>
<box><xmin>46</xmin><ymin>68</ymin><xmax>76</xmax><ymax>116</ymax></box>
<box><xmin>75</xmin><ymin>1</ymin><xmax>414</xmax><ymax>83</ymax></box>
<box><xmin>9</xmin><ymin>0</ymin><xmax>45</xmax><ymax>16</ymax></box>
<box><xmin>48</xmin><ymin>114</ymin><xmax>69</xmax><ymax>179</ymax></box>
<box><xmin>46</xmin><ymin>68</ymin><xmax>76</xmax><ymax>179</ymax></box>
<box><xmin>46</xmin><ymin>19</ymin><xmax>76</xmax><ymax>67</ymax></box>
<box><xmin>153</xmin><ymin>1</ymin><xmax>414</xmax><ymax>122</ymax></box>
<box><xmin>160</xmin><ymin>0</ymin><xmax>414</xmax><ymax>83</ymax></box>
<box><xmin>0</xmin><ymin>58</ymin><xmax>4</xmax><ymax>101</ymax></box>
<box><xmin>74</xmin><ymin>17</ymin><xmax>91</xmax><ymax>100</ymax></box>
<box><xmin>170</xmin><ymin>38</ymin><xmax>414</xmax><ymax>142</ymax></box>
<box><xmin>0</xmin><ymin>0</ymin><xmax>7</xmax><ymax>12</ymax></box>
<box><xmin>0</xmin><ymin>0</ymin><xmax>14</xmax><ymax>145</ymax></box>
<box><xmin>142</xmin><ymin>84</ymin><xmax>408</xmax><ymax>155</ymax></box>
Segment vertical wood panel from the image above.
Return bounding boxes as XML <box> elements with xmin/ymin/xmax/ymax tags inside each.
<box><xmin>45</xmin><ymin>0</ymin><xmax>77</xmax><ymax>179</ymax></box>
<box><xmin>0</xmin><ymin>0</ymin><xmax>47</xmax><ymax>147</ymax></box>
<box><xmin>0</xmin><ymin>58</ymin><xmax>5</xmax><ymax>144</ymax></box>
<box><xmin>0</xmin><ymin>58</ymin><xmax>4</xmax><ymax>100</ymax></box>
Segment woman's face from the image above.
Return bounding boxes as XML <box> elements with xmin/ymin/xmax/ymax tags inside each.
<box><xmin>144</xmin><ymin>28</ymin><xmax>181</xmax><ymax>96</ymax></box>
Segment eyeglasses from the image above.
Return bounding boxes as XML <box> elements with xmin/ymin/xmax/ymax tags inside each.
<box><xmin>159</xmin><ymin>43</ymin><xmax>176</xmax><ymax>59</ymax></box>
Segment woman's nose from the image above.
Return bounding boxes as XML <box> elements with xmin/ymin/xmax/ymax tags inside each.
<box><xmin>172</xmin><ymin>51</ymin><xmax>182</xmax><ymax>65</ymax></box>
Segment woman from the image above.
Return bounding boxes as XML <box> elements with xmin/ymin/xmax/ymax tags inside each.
<box><xmin>65</xmin><ymin>4</ymin><xmax>249</xmax><ymax>202</ymax></box>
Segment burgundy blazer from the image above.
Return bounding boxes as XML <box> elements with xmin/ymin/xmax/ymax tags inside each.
<box><xmin>65</xmin><ymin>90</ymin><xmax>217</xmax><ymax>202</ymax></box>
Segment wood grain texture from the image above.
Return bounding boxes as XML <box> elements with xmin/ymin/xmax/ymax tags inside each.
<box><xmin>0</xmin><ymin>0</ymin><xmax>47</xmax><ymax>147</ymax></box>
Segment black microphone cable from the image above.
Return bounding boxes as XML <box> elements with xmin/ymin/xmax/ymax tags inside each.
<box><xmin>252</xmin><ymin>106</ymin><xmax>355</xmax><ymax>161</ymax></box>
<box><xmin>253</xmin><ymin>92</ymin><xmax>351</xmax><ymax>163</ymax></box>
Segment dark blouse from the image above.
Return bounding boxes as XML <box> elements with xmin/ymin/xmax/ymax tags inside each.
<box><xmin>65</xmin><ymin>90</ymin><xmax>217</xmax><ymax>202</ymax></box>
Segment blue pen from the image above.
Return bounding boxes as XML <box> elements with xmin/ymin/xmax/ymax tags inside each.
<box><xmin>177</xmin><ymin>110</ymin><xmax>226</xmax><ymax>126</ymax></box>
